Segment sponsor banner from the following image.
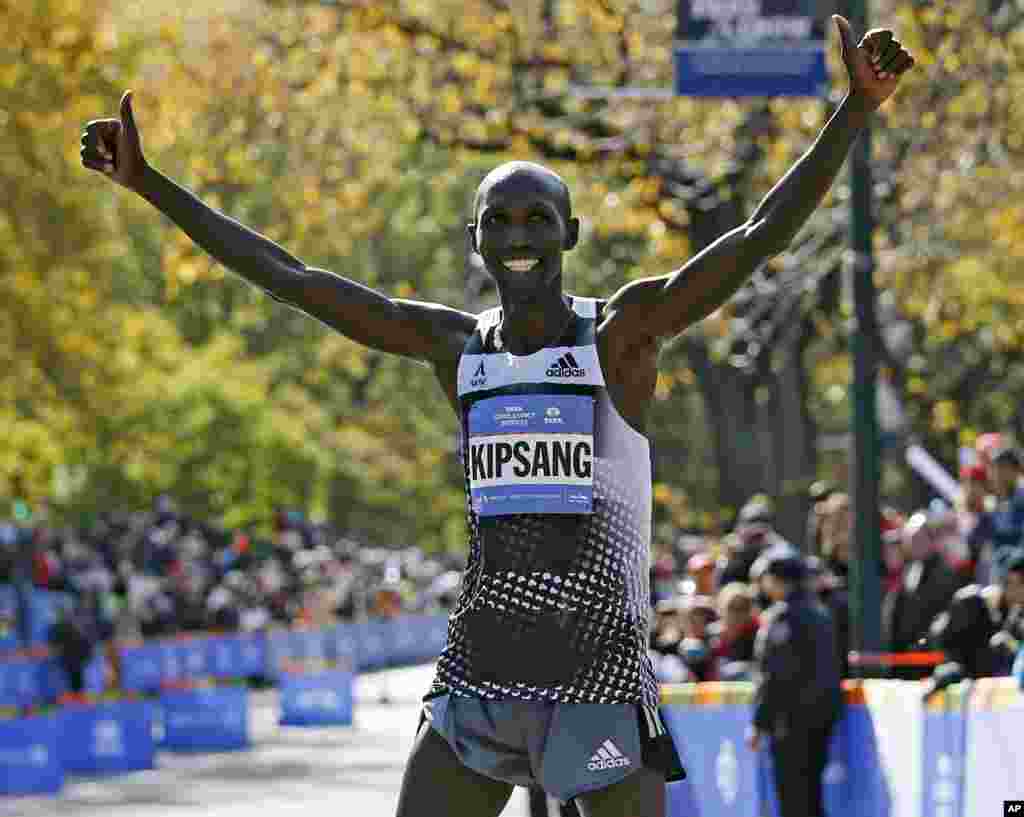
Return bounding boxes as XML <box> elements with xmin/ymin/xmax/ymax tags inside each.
<box><xmin>0</xmin><ymin>713</ymin><xmax>63</xmax><ymax>795</ymax></box>
<box><xmin>675</xmin><ymin>0</ymin><xmax>828</xmax><ymax>97</ymax></box>
<box><xmin>289</xmin><ymin>628</ymin><xmax>326</xmax><ymax>665</ymax></box>
<box><xmin>206</xmin><ymin>634</ymin><xmax>246</xmax><ymax>680</ymax></box>
<box><xmin>862</xmin><ymin>680</ymin><xmax>925</xmax><ymax>817</ymax></box>
<box><xmin>921</xmin><ymin>691</ymin><xmax>967</xmax><ymax>817</ymax></box>
<box><xmin>663</xmin><ymin>704</ymin><xmax>759</xmax><ymax>817</ymax></box>
<box><xmin>356</xmin><ymin>619</ymin><xmax>396</xmax><ymax>671</ymax></box>
<box><xmin>118</xmin><ymin>642</ymin><xmax>165</xmax><ymax>693</ymax></box>
<box><xmin>59</xmin><ymin>700</ymin><xmax>155</xmax><ymax>775</ymax></box>
<box><xmin>468</xmin><ymin>394</ymin><xmax>594</xmax><ymax>516</ymax></box>
<box><xmin>279</xmin><ymin>670</ymin><xmax>354</xmax><ymax>727</ymax></box>
<box><xmin>0</xmin><ymin>655</ymin><xmax>41</xmax><ymax>708</ymax></box>
<box><xmin>158</xmin><ymin>685</ymin><xmax>249</xmax><ymax>753</ymax></box>
<box><xmin>26</xmin><ymin>590</ymin><xmax>72</xmax><ymax>647</ymax></box>
<box><xmin>963</xmin><ymin>678</ymin><xmax>1024</xmax><ymax>817</ymax></box>
<box><xmin>323</xmin><ymin>624</ymin><xmax>358</xmax><ymax>671</ymax></box>
<box><xmin>237</xmin><ymin>631</ymin><xmax>268</xmax><ymax>677</ymax></box>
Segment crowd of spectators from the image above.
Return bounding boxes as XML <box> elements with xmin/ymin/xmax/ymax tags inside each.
<box><xmin>649</xmin><ymin>436</ymin><xmax>1024</xmax><ymax>688</ymax></box>
<box><xmin>0</xmin><ymin>497</ymin><xmax>463</xmax><ymax>678</ymax></box>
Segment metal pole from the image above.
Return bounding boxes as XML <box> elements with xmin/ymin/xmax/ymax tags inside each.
<box><xmin>845</xmin><ymin>0</ymin><xmax>883</xmax><ymax>663</ymax></box>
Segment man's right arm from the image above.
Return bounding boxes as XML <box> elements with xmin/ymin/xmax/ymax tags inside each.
<box><xmin>134</xmin><ymin>164</ymin><xmax>475</xmax><ymax>363</ymax></box>
<box><xmin>81</xmin><ymin>91</ymin><xmax>475</xmax><ymax>367</ymax></box>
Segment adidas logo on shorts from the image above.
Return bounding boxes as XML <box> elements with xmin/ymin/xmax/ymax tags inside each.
<box><xmin>586</xmin><ymin>739</ymin><xmax>631</xmax><ymax>771</ymax></box>
<box><xmin>546</xmin><ymin>352</ymin><xmax>586</xmax><ymax>378</ymax></box>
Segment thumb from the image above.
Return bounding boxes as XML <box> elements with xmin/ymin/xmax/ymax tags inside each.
<box><xmin>832</xmin><ymin>15</ymin><xmax>856</xmax><ymax>62</ymax></box>
<box><xmin>120</xmin><ymin>90</ymin><xmax>137</xmax><ymax>136</ymax></box>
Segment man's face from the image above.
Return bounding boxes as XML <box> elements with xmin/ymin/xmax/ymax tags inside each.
<box><xmin>993</xmin><ymin>462</ymin><xmax>1019</xmax><ymax>496</ymax></box>
<box><xmin>469</xmin><ymin>166</ymin><xmax>578</xmax><ymax>306</ymax></box>
<box><xmin>1004</xmin><ymin>569</ymin><xmax>1024</xmax><ymax>607</ymax></box>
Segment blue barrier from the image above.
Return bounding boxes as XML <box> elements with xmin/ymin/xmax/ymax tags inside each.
<box><xmin>59</xmin><ymin>700</ymin><xmax>156</xmax><ymax>775</ymax></box>
<box><xmin>158</xmin><ymin>685</ymin><xmax>249</xmax><ymax>753</ymax></box>
<box><xmin>279</xmin><ymin>670</ymin><xmax>354</xmax><ymax>727</ymax></box>
<box><xmin>0</xmin><ymin>713</ymin><xmax>63</xmax><ymax>795</ymax></box>
<box><xmin>38</xmin><ymin>653</ymin><xmax>107</xmax><ymax>701</ymax></box>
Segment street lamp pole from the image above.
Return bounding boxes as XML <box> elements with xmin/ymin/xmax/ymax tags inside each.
<box><xmin>846</xmin><ymin>0</ymin><xmax>883</xmax><ymax>663</ymax></box>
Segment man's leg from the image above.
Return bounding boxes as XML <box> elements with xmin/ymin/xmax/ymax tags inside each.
<box><xmin>394</xmin><ymin>721</ymin><xmax>515</xmax><ymax>817</ymax></box>
<box><xmin>573</xmin><ymin>767</ymin><xmax>665</xmax><ymax>817</ymax></box>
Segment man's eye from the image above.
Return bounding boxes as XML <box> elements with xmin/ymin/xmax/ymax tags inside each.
<box><xmin>529</xmin><ymin>213</ymin><xmax>550</xmax><ymax>223</ymax></box>
<box><xmin>486</xmin><ymin>213</ymin><xmax>506</xmax><ymax>224</ymax></box>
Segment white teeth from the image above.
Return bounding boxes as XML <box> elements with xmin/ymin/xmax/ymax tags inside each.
<box><xmin>504</xmin><ymin>258</ymin><xmax>540</xmax><ymax>272</ymax></box>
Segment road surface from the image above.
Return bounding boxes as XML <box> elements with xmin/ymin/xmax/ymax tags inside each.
<box><xmin>0</xmin><ymin>664</ymin><xmax>531</xmax><ymax>817</ymax></box>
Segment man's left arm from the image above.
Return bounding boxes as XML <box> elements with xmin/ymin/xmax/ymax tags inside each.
<box><xmin>603</xmin><ymin>16</ymin><xmax>914</xmax><ymax>347</ymax></box>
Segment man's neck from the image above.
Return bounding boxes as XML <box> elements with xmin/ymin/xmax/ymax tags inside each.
<box><xmin>496</xmin><ymin>290</ymin><xmax>574</xmax><ymax>355</ymax></box>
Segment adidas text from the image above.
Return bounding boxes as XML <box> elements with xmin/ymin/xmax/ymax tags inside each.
<box><xmin>587</xmin><ymin>757</ymin><xmax>631</xmax><ymax>771</ymax></box>
<box><xmin>547</xmin><ymin>366</ymin><xmax>586</xmax><ymax>378</ymax></box>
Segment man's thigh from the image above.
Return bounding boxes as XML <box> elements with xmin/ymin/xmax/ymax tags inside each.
<box><xmin>573</xmin><ymin>767</ymin><xmax>666</xmax><ymax>817</ymax></box>
<box><xmin>394</xmin><ymin>722</ymin><xmax>515</xmax><ymax>817</ymax></box>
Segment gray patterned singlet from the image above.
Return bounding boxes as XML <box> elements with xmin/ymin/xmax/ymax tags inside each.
<box><xmin>428</xmin><ymin>296</ymin><xmax>659</xmax><ymax>708</ymax></box>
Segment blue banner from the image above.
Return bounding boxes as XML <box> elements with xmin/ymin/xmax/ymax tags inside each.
<box><xmin>922</xmin><ymin>705</ymin><xmax>966</xmax><ymax>817</ymax></box>
<box><xmin>324</xmin><ymin>624</ymin><xmax>358</xmax><ymax>671</ymax></box>
<box><xmin>279</xmin><ymin>670</ymin><xmax>354</xmax><ymax>727</ymax></box>
<box><xmin>0</xmin><ymin>656</ymin><xmax>41</xmax><ymax>708</ymax></box>
<box><xmin>0</xmin><ymin>713</ymin><xmax>63</xmax><ymax>795</ymax></box>
<box><xmin>357</xmin><ymin>619</ymin><xmax>396</xmax><ymax>671</ymax></box>
<box><xmin>675</xmin><ymin>0</ymin><xmax>828</xmax><ymax>97</ymax></box>
<box><xmin>119</xmin><ymin>642</ymin><xmax>165</xmax><ymax>693</ymax></box>
<box><xmin>237</xmin><ymin>632</ymin><xmax>268</xmax><ymax>677</ymax></box>
<box><xmin>663</xmin><ymin>705</ymin><xmax>759</xmax><ymax>817</ymax></box>
<box><xmin>158</xmin><ymin>686</ymin><xmax>249</xmax><ymax>753</ymax></box>
<box><xmin>59</xmin><ymin>700</ymin><xmax>155</xmax><ymax>775</ymax></box>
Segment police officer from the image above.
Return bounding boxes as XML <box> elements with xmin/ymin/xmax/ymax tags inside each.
<box><xmin>747</xmin><ymin>548</ymin><xmax>843</xmax><ymax>817</ymax></box>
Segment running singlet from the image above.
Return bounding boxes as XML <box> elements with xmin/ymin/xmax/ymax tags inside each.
<box><xmin>428</xmin><ymin>296</ymin><xmax>659</xmax><ymax>707</ymax></box>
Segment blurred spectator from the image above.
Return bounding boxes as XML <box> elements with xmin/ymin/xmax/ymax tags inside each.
<box><xmin>684</xmin><ymin>552</ymin><xmax>717</xmax><ymax>598</ymax></box>
<box><xmin>748</xmin><ymin>547</ymin><xmax>842</xmax><ymax>817</ymax></box>
<box><xmin>49</xmin><ymin>594</ymin><xmax>100</xmax><ymax>699</ymax></box>
<box><xmin>718</xmin><ymin>495</ymin><xmax>786</xmax><ymax>588</ymax></box>
<box><xmin>710</xmin><ymin>582</ymin><xmax>759</xmax><ymax>681</ymax></box>
<box><xmin>928</xmin><ymin>551</ymin><xmax>1024</xmax><ymax>680</ymax></box>
<box><xmin>968</xmin><ymin>446</ymin><xmax>1024</xmax><ymax>585</ymax></box>
<box><xmin>882</xmin><ymin>512</ymin><xmax>966</xmax><ymax>679</ymax></box>
<box><xmin>678</xmin><ymin>596</ymin><xmax>718</xmax><ymax>682</ymax></box>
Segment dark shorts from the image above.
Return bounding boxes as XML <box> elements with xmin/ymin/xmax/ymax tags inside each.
<box><xmin>423</xmin><ymin>694</ymin><xmax>685</xmax><ymax>803</ymax></box>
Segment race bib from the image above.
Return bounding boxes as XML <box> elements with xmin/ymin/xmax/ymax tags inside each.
<box><xmin>467</xmin><ymin>394</ymin><xmax>594</xmax><ymax>516</ymax></box>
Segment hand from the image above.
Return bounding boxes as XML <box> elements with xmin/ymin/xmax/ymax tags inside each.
<box><xmin>80</xmin><ymin>90</ymin><xmax>147</xmax><ymax>190</ymax></box>
<box><xmin>833</xmin><ymin>15</ymin><xmax>915</xmax><ymax>111</ymax></box>
<box><xmin>745</xmin><ymin>726</ymin><xmax>762</xmax><ymax>752</ymax></box>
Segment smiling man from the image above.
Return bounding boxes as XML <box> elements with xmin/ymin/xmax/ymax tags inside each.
<box><xmin>81</xmin><ymin>16</ymin><xmax>913</xmax><ymax>817</ymax></box>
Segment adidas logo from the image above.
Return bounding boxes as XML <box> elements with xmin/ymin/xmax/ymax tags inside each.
<box><xmin>587</xmin><ymin>739</ymin><xmax>631</xmax><ymax>771</ymax></box>
<box><xmin>547</xmin><ymin>352</ymin><xmax>586</xmax><ymax>378</ymax></box>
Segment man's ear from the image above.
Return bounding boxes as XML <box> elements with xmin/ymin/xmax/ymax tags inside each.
<box><xmin>467</xmin><ymin>222</ymin><xmax>479</xmax><ymax>254</ymax></box>
<box><xmin>564</xmin><ymin>217</ymin><xmax>580</xmax><ymax>251</ymax></box>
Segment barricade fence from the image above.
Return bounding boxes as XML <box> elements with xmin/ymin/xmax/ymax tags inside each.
<box><xmin>0</xmin><ymin>614</ymin><xmax>449</xmax><ymax>710</ymax></box>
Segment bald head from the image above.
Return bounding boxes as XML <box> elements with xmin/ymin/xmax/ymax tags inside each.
<box><xmin>473</xmin><ymin>161</ymin><xmax>572</xmax><ymax>222</ymax></box>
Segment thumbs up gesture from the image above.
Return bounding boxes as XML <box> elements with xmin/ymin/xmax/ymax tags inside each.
<box><xmin>80</xmin><ymin>91</ymin><xmax>148</xmax><ymax>190</ymax></box>
<box><xmin>833</xmin><ymin>15</ymin><xmax>915</xmax><ymax>111</ymax></box>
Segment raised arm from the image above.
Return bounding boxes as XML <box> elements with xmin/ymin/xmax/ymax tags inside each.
<box><xmin>81</xmin><ymin>92</ymin><xmax>475</xmax><ymax>367</ymax></box>
<box><xmin>602</xmin><ymin>17</ymin><xmax>914</xmax><ymax>349</ymax></box>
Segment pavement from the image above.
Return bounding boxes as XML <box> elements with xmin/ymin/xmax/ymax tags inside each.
<box><xmin>0</xmin><ymin>664</ymin><xmax>531</xmax><ymax>817</ymax></box>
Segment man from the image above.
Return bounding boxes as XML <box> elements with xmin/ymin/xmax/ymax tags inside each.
<box><xmin>969</xmin><ymin>446</ymin><xmax>1024</xmax><ymax>584</ymax></box>
<box><xmin>927</xmin><ymin>551</ymin><xmax>1024</xmax><ymax>684</ymax></box>
<box><xmin>81</xmin><ymin>17</ymin><xmax>912</xmax><ymax>816</ymax></box>
<box><xmin>748</xmin><ymin>548</ymin><xmax>843</xmax><ymax>817</ymax></box>
<box><xmin>882</xmin><ymin>512</ymin><xmax>966</xmax><ymax>680</ymax></box>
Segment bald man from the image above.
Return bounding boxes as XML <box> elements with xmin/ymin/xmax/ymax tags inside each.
<box><xmin>82</xmin><ymin>17</ymin><xmax>913</xmax><ymax>816</ymax></box>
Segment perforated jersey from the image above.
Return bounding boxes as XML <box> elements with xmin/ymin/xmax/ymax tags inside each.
<box><xmin>428</xmin><ymin>296</ymin><xmax>659</xmax><ymax>707</ymax></box>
